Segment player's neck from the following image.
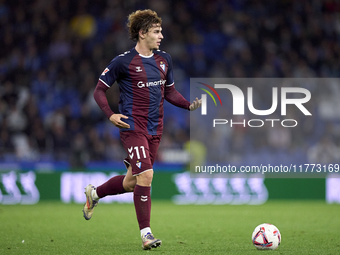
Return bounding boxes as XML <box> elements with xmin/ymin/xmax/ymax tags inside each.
<box><xmin>135</xmin><ymin>43</ymin><xmax>153</xmax><ymax>57</ymax></box>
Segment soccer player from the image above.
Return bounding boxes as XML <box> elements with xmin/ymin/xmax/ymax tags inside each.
<box><xmin>82</xmin><ymin>9</ymin><xmax>201</xmax><ymax>250</ymax></box>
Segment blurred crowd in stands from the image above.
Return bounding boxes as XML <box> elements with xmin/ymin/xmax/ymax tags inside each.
<box><xmin>1</xmin><ymin>0</ymin><xmax>340</xmax><ymax>167</ymax></box>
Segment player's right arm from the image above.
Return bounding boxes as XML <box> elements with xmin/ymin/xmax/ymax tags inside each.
<box><xmin>94</xmin><ymin>56</ymin><xmax>130</xmax><ymax>129</ymax></box>
<box><xmin>93</xmin><ymin>81</ymin><xmax>130</xmax><ymax>129</ymax></box>
<box><xmin>109</xmin><ymin>113</ymin><xmax>130</xmax><ymax>129</ymax></box>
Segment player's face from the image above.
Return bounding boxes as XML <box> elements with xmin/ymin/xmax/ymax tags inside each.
<box><xmin>145</xmin><ymin>24</ymin><xmax>163</xmax><ymax>50</ymax></box>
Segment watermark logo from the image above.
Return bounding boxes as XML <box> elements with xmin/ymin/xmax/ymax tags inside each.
<box><xmin>196</xmin><ymin>82</ymin><xmax>222</xmax><ymax>115</ymax></box>
<box><xmin>197</xmin><ymin>82</ymin><xmax>312</xmax><ymax>128</ymax></box>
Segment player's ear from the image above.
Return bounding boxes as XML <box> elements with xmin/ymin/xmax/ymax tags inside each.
<box><xmin>139</xmin><ymin>29</ymin><xmax>146</xmax><ymax>40</ymax></box>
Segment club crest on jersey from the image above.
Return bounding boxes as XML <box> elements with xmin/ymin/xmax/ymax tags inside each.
<box><xmin>160</xmin><ymin>62</ymin><xmax>165</xmax><ymax>72</ymax></box>
<box><xmin>101</xmin><ymin>68</ymin><xmax>109</xmax><ymax>75</ymax></box>
<box><xmin>136</xmin><ymin>66</ymin><xmax>142</xmax><ymax>72</ymax></box>
<box><xmin>136</xmin><ymin>161</ymin><xmax>142</xmax><ymax>168</ymax></box>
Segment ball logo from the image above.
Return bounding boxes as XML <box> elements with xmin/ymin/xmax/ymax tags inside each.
<box><xmin>252</xmin><ymin>223</ymin><xmax>281</xmax><ymax>250</ymax></box>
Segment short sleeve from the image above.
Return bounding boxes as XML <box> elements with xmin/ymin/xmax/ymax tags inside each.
<box><xmin>98</xmin><ymin>56</ymin><xmax>122</xmax><ymax>87</ymax></box>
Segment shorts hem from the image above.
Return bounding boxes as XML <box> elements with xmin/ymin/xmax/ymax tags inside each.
<box><xmin>123</xmin><ymin>159</ymin><xmax>131</xmax><ymax>170</ymax></box>
<box><xmin>132</xmin><ymin>168</ymin><xmax>153</xmax><ymax>176</ymax></box>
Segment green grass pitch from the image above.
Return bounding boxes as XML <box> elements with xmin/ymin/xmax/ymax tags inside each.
<box><xmin>1</xmin><ymin>201</ymin><xmax>339</xmax><ymax>254</ymax></box>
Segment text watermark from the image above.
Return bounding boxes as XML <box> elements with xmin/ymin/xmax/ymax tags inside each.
<box><xmin>194</xmin><ymin>164</ymin><xmax>340</xmax><ymax>176</ymax></box>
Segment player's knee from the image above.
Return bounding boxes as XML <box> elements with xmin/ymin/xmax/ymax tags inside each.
<box><xmin>125</xmin><ymin>180</ymin><xmax>136</xmax><ymax>192</ymax></box>
<box><xmin>136</xmin><ymin>169</ymin><xmax>153</xmax><ymax>187</ymax></box>
<box><xmin>123</xmin><ymin>175</ymin><xmax>136</xmax><ymax>192</ymax></box>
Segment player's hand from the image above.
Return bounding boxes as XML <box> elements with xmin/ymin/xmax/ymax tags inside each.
<box><xmin>109</xmin><ymin>114</ymin><xmax>130</xmax><ymax>129</ymax></box>
<box><xmin>189</xmin><ymin>97</ymin><xmax>202</xmax><ymax>111</ymax></box>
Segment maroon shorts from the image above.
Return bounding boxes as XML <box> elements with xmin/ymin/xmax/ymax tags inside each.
<box><xmin>120</xmin><ymin>131</ymin><xmax>162</xmax><ymax>176</ymax></box>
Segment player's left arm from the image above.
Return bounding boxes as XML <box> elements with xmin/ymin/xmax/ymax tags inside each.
<box><xmin>164</xmin><ymin>53</ymin><xmax>201</xmax><ymax>111</ymax></box>
<box><xmin>164</xmin><ymin>85</ymin><xmax>201</xmax><ymax>111</ymax></box>
<box><xmin>189</xmin><ymin>97</ymin><xmax>202</xmax><ymax>111</ymax></box>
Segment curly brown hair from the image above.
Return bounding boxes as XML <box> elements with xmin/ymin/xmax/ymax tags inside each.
<box><xmin>127</xmin><ymin>9</ymin><xmax>162</xmax><ymax>42</ymax></box>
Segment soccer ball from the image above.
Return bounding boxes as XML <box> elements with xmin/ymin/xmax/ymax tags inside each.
<box><xmin>252</xmin><ymin>223</ymin><xmax>281</xmax><ymax>250</ymax></box>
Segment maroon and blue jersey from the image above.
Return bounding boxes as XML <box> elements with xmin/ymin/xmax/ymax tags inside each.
<box><xmin>99</xmin><ymin>48</ymin><xmax>174</xmax><ymax>135</ymax></box>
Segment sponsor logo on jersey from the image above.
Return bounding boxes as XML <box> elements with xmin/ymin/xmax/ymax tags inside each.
<box><xmin>101</xmin><ymin>68</ymin><xmax>109</xmax><ymax>76</ymax></box>
<box><xmin>137</xmin><ymin>79</ymin><xmax>166</xmax><ymax>88</ymax></box>
<box><xmin>160</xmin><ymin>61</ymin><xmax>165</xmax><ymax>71</ymax></box>
<box><xmin>136</xmin><ymin>66</ymin><xmax>143</xmax><ymax>72</ymax></box>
